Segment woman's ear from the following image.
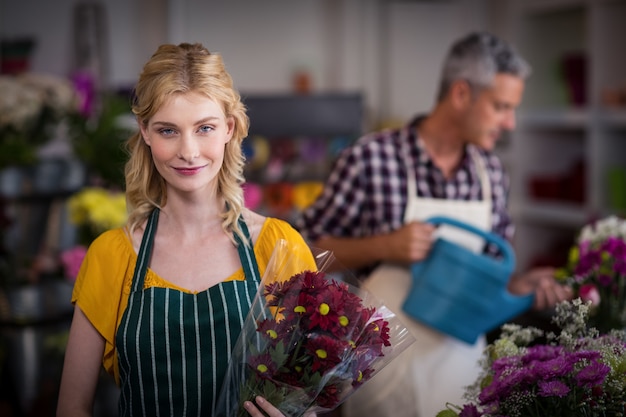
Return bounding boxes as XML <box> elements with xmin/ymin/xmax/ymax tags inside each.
<box><xmin>139</xmin><ymin>123</ymin><xmax>151</xmax><ymax>146</ymax></box>
<box><xmin>225</xmin><ymin>116</ymin><xmax>235</xmax><ymax>143</ymax></box>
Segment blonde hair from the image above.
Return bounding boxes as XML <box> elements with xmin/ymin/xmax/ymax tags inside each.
<box><xmin>124</xmin><ymin>43</ymin><xmax>249</xmax><ymax>243</ymax></box>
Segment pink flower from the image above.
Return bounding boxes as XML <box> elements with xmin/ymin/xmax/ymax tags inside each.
<box><xmin>579</xmin><ymin>283</ymin><xmax>601</xmax><ymax>306</ymax></box>
<box><xmin>60</xmin><ymin>245</ymin><xmax>88</xmax><ymax>282</ymax></box>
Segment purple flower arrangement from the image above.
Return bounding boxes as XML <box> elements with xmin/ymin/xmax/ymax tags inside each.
<box><xmin>557</xmin><ymin>215</ymin><xmax>626</xmax><ymax>333</ymax></box>
<box><xmin>437</xmin><ymin>299</ymin><xmax>626</xmax><ymax>417</ymax></box>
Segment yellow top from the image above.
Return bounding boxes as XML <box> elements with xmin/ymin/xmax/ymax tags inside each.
<box><xmin>71</xmin><ymin>217</ymin><xmax>316</xmax><ymax>383</ymax></box>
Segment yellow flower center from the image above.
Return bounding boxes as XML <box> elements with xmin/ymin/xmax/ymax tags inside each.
<box><xmin>294</xmin><ymin>305</ymin><xmax>306</xmax><ymax>314</ymax></box>
<box><xmin>257</xmin><ymin>364</ymin><xmax>268</xmax><ymax>373</ymax></box>
<box><xmin>316</xmin><ymin>349</ymin><xmax>327</xmax><ymax>359</ymax></box>
<box><xmin>349</xmin><ymin>340</ymin><xmax>356</xmax><ymax>348</ymax></box>
<box><xmin>266</xmin><ymin>329</ymin><xmax>278</xmax><ymax>339</ymax></box>
<box><xmin>319</xmin><ymin>303</ymin><xmax>330</xmax><ymax>315</ymax></box>
<box><xmin>357</xmin><ymin>370</ymin><xmax>363</xmax><ymax>382</ymax></box>
<box><xmin>339</xmin><ymin>315</ymin><xmax>349</xmax><ymax>326</ymax></box>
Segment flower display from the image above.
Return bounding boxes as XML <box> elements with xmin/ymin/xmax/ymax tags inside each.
<box><xmin>216</xmin><ymin>240</ymin><xmax>415</xmax><ymax>417</ymax></box>
<box><xmin>0</xmin><ymin>73</ymin><xmax>79</xmax><ymax>167</ymax></box>
<box><xmin>67</xmin><ymin>186</ymin><xmax>127</xmax><ymax>241</ymax></box>
<box><xmin>557</xmin><ymin>215</ymin><xmax>626</xmax><ymax>333</ymax></box>
<box><xmin>437</xmin><ymin>299</ymin><xmax>626</xmax><ymax>417</ymax></box>
<box><xmin>59</xmin><ymin>246</ymin><xmax>88</xmax><ymax>283</ymax></box>
<box><xmin>60</xmin><ymin>187</ymin><xmax>127</xmax><ymax>280</ymax></box>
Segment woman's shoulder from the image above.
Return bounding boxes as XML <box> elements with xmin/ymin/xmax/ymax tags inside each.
<box><xmin>89</xmin><ymin>227</ymin><xmax>133</xmax><ymax>255</ymax></box>
<box><xmin>259</xmin><ymin>217</ymin><xmax>302</xmax><ymax>240</ymax></box>
<box><xmin>79</xmin><ymin>228</ymin><xmax>136</xmax><ymax>279</ymax></box>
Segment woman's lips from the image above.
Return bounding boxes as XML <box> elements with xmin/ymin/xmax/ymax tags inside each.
<box><xmin>174</xmin><ymin>166</ymin><xmax>204</xmax><ymax>175</ymax></box>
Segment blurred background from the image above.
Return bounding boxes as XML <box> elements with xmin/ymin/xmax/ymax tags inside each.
<box><xmin>0</xmin><ymin>0</ymin><xmax>625</xmax><ymax>415</ymax></box>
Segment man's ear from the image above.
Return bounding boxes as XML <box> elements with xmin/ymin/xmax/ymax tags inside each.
<box><xmin>450</xmin><ymin>79</ymin><xmax>472</xmax><ymax>110</ymax></box>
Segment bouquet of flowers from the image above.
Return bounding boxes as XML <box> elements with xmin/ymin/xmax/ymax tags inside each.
<box><xmin>557</xmin><ymin>215</ymin><xmax>626</xmax><ymax>333</ymax></box>
<box><xmin>216</xmin><ymin>239</ymin><xmax>416</xmax><ymax>417</ymax></box>
<box><xmin>437</xmin><ymin>299</ymin><xmax>626</xmax><ymax>417</ymax></box>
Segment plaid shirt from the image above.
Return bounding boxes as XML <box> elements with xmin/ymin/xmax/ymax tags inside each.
<box><xmin>295</xmin><ymin>116</ymin><xmax>514</xmax><ymax>271</ymax></box>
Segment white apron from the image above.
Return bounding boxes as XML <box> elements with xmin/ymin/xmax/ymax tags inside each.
<box><xmin>343</xmin><ymin>147</ymin><xmax>492</xmax><ymax>417</ymax></box>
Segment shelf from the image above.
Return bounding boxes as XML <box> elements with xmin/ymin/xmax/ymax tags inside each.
<box><xmin>518</xmin><ymin>108</ymin><xmax>589</xmax><ymax>129</ymax></box>
<box><xmin>242</xmin><ymin>93</ymin><xmax>364</xmax><ymax>137</ymax></box>
<box><xmin>600</xmin><ymin>108</ymin><xmax>626</xmax><ymax>129</ymax></box>
<box><xmin>514</xmin><ymin>201</ymin><xmax>590</xmax><ymax>228</ymax></box>
<box><xmin>523</xmin><ymin>0</ymin><xmax>587</xmax><ymax>15</ymax></box>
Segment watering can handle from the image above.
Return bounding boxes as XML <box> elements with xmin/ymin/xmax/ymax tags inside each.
<box><xmin>424</xmin><ymin>215</ymin><xmax>515</xmax><ymax>266</ymax></box>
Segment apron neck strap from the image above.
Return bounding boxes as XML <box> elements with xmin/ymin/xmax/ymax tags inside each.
<box><xmin>234</xmin><ymin>217</ymin><xmax>262</xmax><ymax>284</ymax></box>
<box><xmin>131</xmin><ymin>208</ymin><xmax>160</xmax><ymax>292</ymax></box>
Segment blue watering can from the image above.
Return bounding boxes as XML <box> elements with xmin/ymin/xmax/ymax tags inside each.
<box><xmin>401</xmin><ymin>216</ymin><xmax>534</xmax><ymax>344</ymax></box>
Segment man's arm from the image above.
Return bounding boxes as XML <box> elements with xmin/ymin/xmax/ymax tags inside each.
<box><xmin>312</xmin><ymin>221</ymin><xmax>436</xmax><ymax>271</ymax></box>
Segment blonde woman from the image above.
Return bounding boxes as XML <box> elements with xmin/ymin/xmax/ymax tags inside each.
<box><xmin>58</xmin><ymin>43</ymin><xmax>316</xmax><ymax>417</ymax></box>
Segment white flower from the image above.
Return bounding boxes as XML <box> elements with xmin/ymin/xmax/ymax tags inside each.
<box><xmin>0</xmin><ymin>73</ymin><xmax>78</xmax><ymax>131</ymax></box>
<box><xmin>0</xmin><ymin>75</ymin><xmax>43</xmax><ymax>129</ymax></box>
<box><xmin>578</xmin><ymin>215</ymin><xmax>626</xmax><ymax>244</ymax></box>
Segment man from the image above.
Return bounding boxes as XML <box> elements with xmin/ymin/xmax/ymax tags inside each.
<box><xmin>295</xmin><ymin>31</ymin><xmax>571</xmax><ymax>417</ymax></box>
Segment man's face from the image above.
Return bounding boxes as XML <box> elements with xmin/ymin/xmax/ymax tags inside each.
<box><xmin>463</xmin><ymin>74</ymin><xmax>525</xmax><ymax>151</ymax></box>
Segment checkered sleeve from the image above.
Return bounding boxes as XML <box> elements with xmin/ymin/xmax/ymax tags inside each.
<box><xmin>295</xmin><ymin>144</ymin><xmax>369</xmax><ymax>243</ymax></box>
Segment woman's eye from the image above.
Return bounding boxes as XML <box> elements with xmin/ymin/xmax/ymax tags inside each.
<box><xmin>158</xmin><ymin>128</ymin><xmax>176</xmax><ymax>136</ymax></box>
<box><xmin>198</xmin><ymin>125</ymin><xmax>214</xmax><ymax>134</ymax></box>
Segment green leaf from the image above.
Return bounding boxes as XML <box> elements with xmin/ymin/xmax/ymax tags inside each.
<box><xmin>436</xmin><ymin>410</ymin><xmax>459</xmax><ymax>417</ymax></box>
<box><xmin>269</xmin><ymin>340</ymin><xmax>290</xmax><ymax>368</ymax></box>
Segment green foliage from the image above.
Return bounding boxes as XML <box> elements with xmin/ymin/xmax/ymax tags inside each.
<box><xmin>69</xmin><ymin>93</ymin><xmax>134</xmax><ymax>189</ymax></box>
<box><xmin>436</xmin><ymin>410</ymin><xmax>460</xmax><ymax>417</ymax></box>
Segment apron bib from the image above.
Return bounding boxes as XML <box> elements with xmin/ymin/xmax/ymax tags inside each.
<box><xmin>116</xmin><ymin>209</ymin><xmax>261</xmax><ymax>417</ymax></box>
<box><xmin>343</xmin><ymin>146</ymin><xmax>491</xmax><ymax>417</ymax></box>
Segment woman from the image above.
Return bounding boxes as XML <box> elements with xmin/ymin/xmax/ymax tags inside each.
<box><xmin>57</xmin><ymin>43</ymin><xmax>316</xmax><ymax>417</ymax></box>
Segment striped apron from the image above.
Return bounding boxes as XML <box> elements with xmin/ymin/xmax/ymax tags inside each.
<box><xmin>116</xmin><ymin>208</ymin><xmax>261</xmax><ymax>416</ymax></box>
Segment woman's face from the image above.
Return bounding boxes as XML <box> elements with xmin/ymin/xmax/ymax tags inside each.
<box><xmin>140</xmin><ymin>91</ymin><xmax>234</xmax><ymax>195</ymax></box>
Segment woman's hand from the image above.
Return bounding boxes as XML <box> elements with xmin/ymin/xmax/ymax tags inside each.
<box><xmin>244</xmin><ymin>396</ymin><xmax>317</xmax><ymax>417</ymax></box>
<box><xmin>244</xmin><ymin>396</ymin><xmax>284</xmax><ymax>417</ymax></box>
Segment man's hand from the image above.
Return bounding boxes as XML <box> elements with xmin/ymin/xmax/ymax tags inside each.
<box><xmin>382</xmin><ymin>221</ymin><xmax>436</xmax><ymax>264</ymax></box>
<box><xmin>508</xmin><ymin>266</ymin><xmax>573</xmax><ymax>310</ymax></box>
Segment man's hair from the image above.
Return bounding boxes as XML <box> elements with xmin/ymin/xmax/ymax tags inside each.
<box><xmin>435</xmin><ymin>31</ymin><xmax>531</xmax><ymax>102</ymax></box>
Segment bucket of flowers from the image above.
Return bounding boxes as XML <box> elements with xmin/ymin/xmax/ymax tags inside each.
<box><xmin>437</xmin><ymin>298</ymin><xmax>626</xmax><ymax>417</ymax></box>
<box><xmin>556</xmin><ymin>215</ymin><xmax>626</xmax><ymax>333</ymax></box>
<box><xmin>216</xmin><ymin>239</ymin><xmax>416</xmax><ymax>417</ymax></box>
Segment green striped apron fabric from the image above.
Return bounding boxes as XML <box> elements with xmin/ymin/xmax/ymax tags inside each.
<box><xmin>116</xmin><ymin>209</ymin><xmax>261</xmax><ymax>416</ymax></box>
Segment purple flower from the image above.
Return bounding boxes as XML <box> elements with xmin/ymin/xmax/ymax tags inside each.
<box><xmin>459</xmin><ymin>403</ymin><xmax>482</xmax><ymax>417</ymax></box>
<box><xmin>614</xmin><ymin>258</ymin><xmax>626</xmax><ymax>275</ymax></box>
<box><xmin>597</xmin><ymin>274</ymin><xmax>614</xmax><ymax>287</ymax></box>
<box><xmin>602</xmin><ymin>237</ymin><xmax>626</xmax><ymax>258</ymax></box>
<box><xmin>575</xmin><ymin>250</ymin><xmax>602</xmax><ymax>276</ymax></box>
<box><xmin>575</xmin><ymin>360</ymin><xmax>610</xmax><ymax>388</ymax></box>
<box><xmin>537</xmin><ymin>379</ymin><xmax>570</xmax><ymax>397</ymax></box>
<box><xmin>533</xmin><ymin>356</ymin><xmax>573</xmax><ymax>379</ymax></box>
<box><xmin>523</xmin><ymin>345</ymin><xmax>564</xmax><ymax>363</ymax></box>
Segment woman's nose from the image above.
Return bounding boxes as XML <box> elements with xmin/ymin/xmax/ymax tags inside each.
<box><xmin>177</xmin><ymin>136</ymin><xmax>199</xmax><ymax>161</ymax></box>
